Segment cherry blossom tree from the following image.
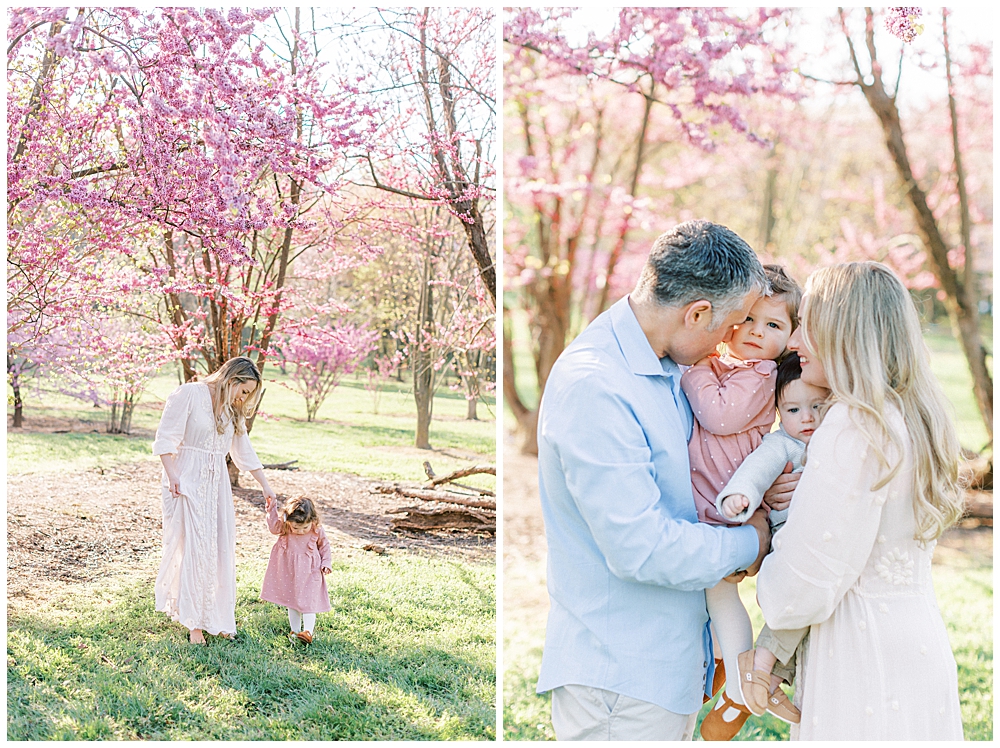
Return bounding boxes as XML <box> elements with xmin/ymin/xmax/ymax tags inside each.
<box><xmin>8</xmin><ymin>7</ymin><xmax>376</xmax><ymax>382</ymax></box>
<box><xmin>347</xmin><ymin>7</ymin><xmax>496</xmax><ymax>307</ymax></box>
<box><xmin>503</xmin><ymin>7</ymin><xmax>798</xmax><ymax>452</ymax></box>
<box><xmin>277</xmin><ymin>322</ymin><xmax>378</xmax><ymax>422</ymax></box>
<box><xmin>825</xmin><ymin>7</ymin><xmax>992</xmax><ymax>437</ymax></box>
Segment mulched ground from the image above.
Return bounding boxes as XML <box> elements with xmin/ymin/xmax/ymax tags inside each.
<box><xmin>8</xmin><ymin>459</ymin><xmax>495</xmax><ymax>600</ymax></box>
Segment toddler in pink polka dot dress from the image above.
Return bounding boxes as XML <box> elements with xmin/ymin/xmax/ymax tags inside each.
<box><xmin>260</xmin><ymin>496</ymin><xmax>332</xmax><ymax>644</ymax></box>
<box><xmin>679</xmin><ymin>265</ymin><xmax>801</xmax><ymax>738</ymax></box>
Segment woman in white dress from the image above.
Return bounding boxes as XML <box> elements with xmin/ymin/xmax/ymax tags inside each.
<box><xmin>754</xmin><ymin>262</ymin><xmax>966</xmax><ymax>739</ymax></box>
<box><xmin>152</xmin><ymin>356</ymin><xmax>277</xmax><ymax>645</ymax></box>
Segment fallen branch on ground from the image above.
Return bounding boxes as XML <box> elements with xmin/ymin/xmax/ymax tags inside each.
<box><xmin>388</xmin><ymin>506</ymin><xmax>495</xmax><ymax>534</ymax></box>
<box><xmin>376</xmin><ymin>483</ymin><xmax>496</xmax><ymax>510</ymax></box>
<box><xmin>423</xmin><ymin>461</ymin><xmax>496</xmax><ymax>496</ymax></box>
<box><xmin>262</xmin><ymin>460</ymin><xmax>299</xmax><ymax>470</ymax></box>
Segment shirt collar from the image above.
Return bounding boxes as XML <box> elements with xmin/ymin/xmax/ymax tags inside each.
<box><xmin>611</xmin><ymin>295</ymin><xmax>680</xmax><ymax>379</ymax></box>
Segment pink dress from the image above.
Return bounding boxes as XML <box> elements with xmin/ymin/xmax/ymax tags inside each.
<box><xmin>680</xmin><ymin>355</ymin><xmax>777</xmax><ymax>526</ymax></box>
<box><xmin>260</xmin><ymin>503</ymin><xmax>332</xmax><ymax>613</ymax></box>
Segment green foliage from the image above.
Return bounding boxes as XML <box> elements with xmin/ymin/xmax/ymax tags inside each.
<box><xmin>8</xmin><ymin>555</ymin><xmax>495</xmax><ymax>740</ymax></box>
<box><xmin>8</xmin><ymin>369</ymin><xmax>496</xmax><ymax>485</ymax></box>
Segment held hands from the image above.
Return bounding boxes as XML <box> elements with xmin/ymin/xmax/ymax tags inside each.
<box><xmin>762</xmin><ymin>463</ymin><xmax>799</xmax><ymax>513</ymax></box>
<box><xmin>721</xmin><ymin>494</ymin><xmax>749</xmax><ymax>519</ymax></box>
<box><xmin>265</xmin><ymin>495</ymin><xmax>275</xmax><ymax>512</ymax></box>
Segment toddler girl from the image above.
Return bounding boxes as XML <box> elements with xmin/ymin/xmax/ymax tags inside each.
<box><xmin>261</xmin><ymin>495</ymin><xmax>332</xmax><ymax>644</ymax></box>
<box><xmin>715</xmin><ymin>353</ymin><xmax>831</xmax><ymax>724</ymax></box>
<box><xmin>681</xmin><ymin>264</ymin><xmax>800</xmax><ymax>740</ymax></box>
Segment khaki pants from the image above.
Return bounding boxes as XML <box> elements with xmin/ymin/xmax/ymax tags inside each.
<box><xmin>550</xmin><ymin>684</ymin><xmax>697</xmax><ymax>741</ymax></box>
<box><xmin>756</xmin><ymin>624</ymin><xmax>807</xmax><ymax>684</ymax></box>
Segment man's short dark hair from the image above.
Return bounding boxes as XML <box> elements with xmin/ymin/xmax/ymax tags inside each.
<box><xmin>635</xmin><ymin>220</ymin><xmax>769</xmax><ymax>328</ymax></box>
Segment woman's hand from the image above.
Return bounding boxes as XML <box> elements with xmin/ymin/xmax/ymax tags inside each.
<box><xmin>159</xmin><ymin>455</ymin><xmax>181</xmax><ymax>497</ymax></box>
<box><xmin>763</xmin><ymin>463</ymin><xmax>799</xmax><ymax>512</ymax></box>
<box><xmin>265</xmin><ymin>495</ymin><xmax>275</xmax><ymax>512</ymax></box>
<box><xmin>262</xmin><ymin>485</ymin><xmax>277</xmax><ymax>502</ymax></box>
<box><xmin>166</xmin><ymin>474</ymin><xmax>181</xmax><ymax>498</ymax></box>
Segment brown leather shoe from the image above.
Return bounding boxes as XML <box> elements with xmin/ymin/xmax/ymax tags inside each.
<box><xmin>765</xmin><ymin>687</ymin><xmax>801</xmax><ymax>724</ymax></box>
<box><xmin>704</xmin><ymin>657</ymin><xmax>726</xmax><ymax>703</ymax></box>
<box><xmin>736</xmin><ymin>649</ymin><xmax>770</xmax><ymax>716</ymax></box>
<box><xmin>296</xmin><ymin>630</ymin><xmax>313</xmax><ymax>644</ymax></box>
<box><xmin>699</xmin><ymin>689</ymin><xmax>753</xmax><ymax>741</ymax></box>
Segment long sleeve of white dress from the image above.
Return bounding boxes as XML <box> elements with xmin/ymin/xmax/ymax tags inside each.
<box><xmin>756</xmin><ymin>402</ymin><xmax>963</xmax><ymax>740</ymax></box>
<box><xmin>230</xmin><ymin>429</ymin><xmax>264</xmax><ymax>472</ymax></box>
<box><xmin>151</xmin><ymin>384</ymin><xmax>193</xmax><ymax>456</ymax></box>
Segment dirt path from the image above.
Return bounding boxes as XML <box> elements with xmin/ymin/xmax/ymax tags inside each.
<box><xmin>8</xmin><ymin>458</ymin><xmax>494</xmax><ymax>602</ymax></box>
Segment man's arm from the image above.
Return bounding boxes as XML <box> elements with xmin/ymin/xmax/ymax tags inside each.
<box><xmin>541</xmin><ymin>381</ymin><xmax>764</xmax><ymax>591</ymax></box>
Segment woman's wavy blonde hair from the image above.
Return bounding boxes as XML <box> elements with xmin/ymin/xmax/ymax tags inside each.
<box><xmin>202</xmin><ymin>356</ymin><xmax>262</xmax><ymax>436</ymax></box>
<box><xmin>800</xmin><ymin>262</ymin><xmax>964</xmax><ymax>543</ymax></box>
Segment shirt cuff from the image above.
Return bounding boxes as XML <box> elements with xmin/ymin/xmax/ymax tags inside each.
<box><xmin>731</xmin><ymin>525</ymin><xmax>760</xmax><ymax>572</ymax></box>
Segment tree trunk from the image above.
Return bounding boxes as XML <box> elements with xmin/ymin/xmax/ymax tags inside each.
<box><xmin>107</xmin><ymin>391</ymin><xmax>136</xmax><ymax>434</ymax></box>
<box><xmin>844</xmin><ymin>10</ymin><xmax>993</xmax><ymax>439</ymax></box>
<box><xmin>11</xmin><ymin>378</ymin><xmax>23</xmax><ymax>428</ymax></box>
<box><xmin>414</xmin><ymin>251</ymin><xmax>434</xmax><ymax>449</ymax></box>
<box><xmin>465</xmin><ymin>391</ymin><xmax>478</xmax><ymax>421</ymax></box>
<box><xmin>503</xmin><ymin>305</ymin><xmax>539</xmax><ymax>454</ymax></box>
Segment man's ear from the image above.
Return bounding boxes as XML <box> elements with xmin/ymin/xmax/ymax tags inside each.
<box><xmin>683</xmin><ymin>299</ymin><xmax>713</xmax><ymax>329</ymax></box>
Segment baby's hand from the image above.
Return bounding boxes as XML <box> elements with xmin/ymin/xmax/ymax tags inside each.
<box><xmin>321</xmin><ymin>566</ymin><xmax>332</xmax><ymax>575</ymax></box>
<box><xmin>722</xmin><ymin>494</ymin><xmax>749</xmax><ymax>519</ymax></box>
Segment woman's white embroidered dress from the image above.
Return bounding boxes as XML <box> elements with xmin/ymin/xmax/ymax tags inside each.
<box><xmin>757</xmin><ymin>403</ymin><xmax>963</xmax><ymax>740</ymax></box>
<box><xmin>152</xmin><ymin>381</ymin><xmax>263</xmax><ymax>635</ymax></box>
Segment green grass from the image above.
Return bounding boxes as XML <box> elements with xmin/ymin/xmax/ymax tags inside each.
<box><xmin>8</xmin><ymin>368</ymin><xmax>496</xmax><ymax>486</ymax></box>
<box><xmin>502</xmin><ymin>555</ymin><xmax>992</xmax><ymax>740</ymax></box>
<box><xmin>8</xmin><ymin>553</ymin><xmax>495</xmax><ymax>740</ymax></box>
<box><xmin>924</xmin><ymin>324</ymin><xmax>992</xmax><ymax>453</ymax></box>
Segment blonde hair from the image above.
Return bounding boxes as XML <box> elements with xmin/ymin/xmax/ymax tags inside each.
<box><xmin>202</xmin><ymin>356</ymin><xmax>262</xmax><ymax>435</ymax></box>
<box><xmin>280</xmin><ymin>496</ymin><xmax>322</xmax><ymax>536</ymax></box>
<box><xmin>800</xmin><ymin>262</ymin><xmax>963</xmax><ymax>542</ymax></box>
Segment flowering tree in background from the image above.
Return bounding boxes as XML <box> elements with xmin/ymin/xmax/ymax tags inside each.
<box><xmin>503</xmin><ymin>7</ymin><xmax>798</xmax><ymax>452</ymax></box>
<box><xmin>8</xmin><ymin>8</ymin><xmax>376</xmax><ymax>382</ymax></box>
<box><xmin>349</xmin><ymin>7</ymin><xmax>497</xmax><ymax>307</ymax></box>
<box><xmin>829</xmin><ymin>7</ymin><xmax>992</xmax><ymax>438</ymax></box>
<box><xmin>278</xmin><ymin>323</ymin><xmax>378</xmax><ymax>422</ymax></box>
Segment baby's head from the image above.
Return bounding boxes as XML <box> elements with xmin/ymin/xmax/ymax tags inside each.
<box><xmin>281</xmin><ymin>496</ymin><xmax>322</xmax><ymax>535</ymax></box>
<box><xmin>775</xmin><ymin>353</ymin><xmax>830</xmax><ymax>443</ymax></box>
<box><xmin>727</xmin><ymin>265</ymin><xmax>802</xmax><ymax>363</ymax></box>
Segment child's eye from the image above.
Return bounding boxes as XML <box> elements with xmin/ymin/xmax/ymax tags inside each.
<box><xmin>767</xmin><ymin>321</ymin><xmax>779</xmax><ymax>329</ymax></box>
<box><xmin>787</xmin><ymin>407</ymin><xmax>799</xmax><ymax>413</ymax></box>
<box><xmin>742</xmin><ymin>316</ymin><xmax>753</xmax><ymax>323</ymax></box>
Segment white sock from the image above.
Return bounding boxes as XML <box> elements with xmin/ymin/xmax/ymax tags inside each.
<box><xmin>288</xmin><ymin>608</ymin><xmax>302</xmax><ymax>632</ymax></box>
<box><xmin>302</xmin><ymin>613</ymin><xmax>316</xmax><ymax>634</ymax></box>
<box><xmin>706</xmin><ymin>579</ymin><xmax>754</xmax><ymax>707</ymax></box>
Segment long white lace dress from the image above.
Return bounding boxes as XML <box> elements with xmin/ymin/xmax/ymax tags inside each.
<box><xmin>151</xmin><ymin>381</ymin><xmax>263</xmax><ymax>635</ymax></box>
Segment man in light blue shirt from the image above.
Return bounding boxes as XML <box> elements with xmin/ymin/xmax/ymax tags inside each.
<box><xmin>536</xmin><ymin>220</ymin><xmax>773</xmax><ymax>740</ymax></box>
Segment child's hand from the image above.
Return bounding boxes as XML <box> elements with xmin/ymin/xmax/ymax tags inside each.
<box><xmin>265</xmin><ymin>496</ymin><xmax>274</xmax><ymax>512</ymax></box>
<box><xmin>722</xmin><ymin>494</ymin><xmax>749</xmax><ymax>519</ymax></box>
<box><xmin>321</xmin><ymin>566</ymin><xmax>332</xmax><ymax>575</ymax></box>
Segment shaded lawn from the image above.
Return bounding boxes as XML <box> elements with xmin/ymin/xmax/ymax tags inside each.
<box><xmin>8</xmin><ymin>553</ymin><xmax>495</xmax><ymax>741</ymax></box>
<box><xmin>8</xmin><ymin>370</ymin><xmax>496</xmax><ymax>486</ymax></box>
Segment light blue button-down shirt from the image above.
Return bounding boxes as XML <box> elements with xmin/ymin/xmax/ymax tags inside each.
<box><xmin>536</xmin><ymin>296</ymin><xmax>759</xmax><ymax>715</ymax></box>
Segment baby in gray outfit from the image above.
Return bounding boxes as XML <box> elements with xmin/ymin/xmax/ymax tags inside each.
<box><xmin>714</xmin><ymin>353</ymin><xmax>830</xmax><ymax>724</ymax></box>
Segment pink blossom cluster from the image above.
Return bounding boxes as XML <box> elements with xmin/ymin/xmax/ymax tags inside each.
<box><xmin>885</xmin><ymin>8</ymin><xmax>923</xmax><ymax>44</ymax></box>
